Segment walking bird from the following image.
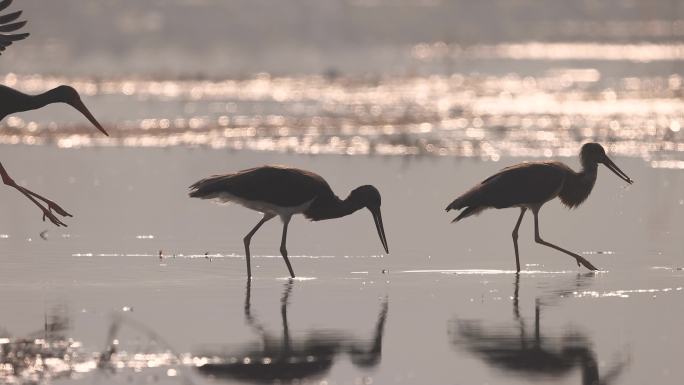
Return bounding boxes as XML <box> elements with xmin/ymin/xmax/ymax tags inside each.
<box><xmin>189</xmin><ymin>165</ymin><xmax>389</xmax><ymax>278</ymax></box>
<box><xmin>445</xmin><ymin>143</ymin><xmax>633</xmax><ymax>271</ymax></box>
<box><xmin>0</xmin><ymin>0</ymin><xmax>108</xmax><ymax>226</ymax></box>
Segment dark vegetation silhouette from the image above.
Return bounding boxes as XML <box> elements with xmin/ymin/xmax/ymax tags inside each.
<box><xmin>449</xmin><ymin>274</ymin><xmax>629</xmax><ymax>385</ymax></box>
<box><xmin>196</xmin><ymin>280</ymin><xmax>388</xmax><ymax>383</ymax></box>
<box><xmin>0</xmin><ymin>0</ymin><xmax>108</xmax><ymax>226</ymax></box>
<box><xmin>446</xmin><ymin>143</ymin><xmax>633</xmax><ymax>272</ymax></box>
<box><xmin>189</xmin><ymin>165</ymin><xmax>389</xmax><ymax>278</ymax></box>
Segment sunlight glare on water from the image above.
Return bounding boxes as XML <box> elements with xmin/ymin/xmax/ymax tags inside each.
<box><xmin>2</xmin><ymin>72</ymin><xmax>682</xmax><ymax>166</ymax></box>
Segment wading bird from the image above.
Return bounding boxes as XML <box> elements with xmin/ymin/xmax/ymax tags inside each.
<box><xmin>0</xmin><ymin>0</ymin><xmax>108</xmax><ymax>226</ymax></box>
<box><xmin>189</xmin><ymin>165</ymin><xmax>389</xmax><ymax>278</ymax></box>
<box><xmin>445</xmin><ymin>143</ymin><xmax>633</xmax><ymax>272</ymax></box>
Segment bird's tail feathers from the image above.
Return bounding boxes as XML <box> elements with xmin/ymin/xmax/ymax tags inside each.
<box><xmin>445</xmin><ymin>197</ymin><xmax>464</xmax><ymax>212</ymax></box>
<box><xmin>451</xmin><ymin>206</ymin><xmax>484</xmax><ymax>223</ymax></box>
<box><xmin>188</xmin><ymin>174</ymin><xmax>231</xmax><ymax>198</ymax></box>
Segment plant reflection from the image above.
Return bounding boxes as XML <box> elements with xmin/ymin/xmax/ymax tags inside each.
<box><xmin>449</xmin><ymin>274</ymin><xmax>629</xmax><ymax>385</ymax></box>
<box><xmin>197</xmin><ymin>280</ymin><xmax>389</xmax><ymax>383</ymax></box>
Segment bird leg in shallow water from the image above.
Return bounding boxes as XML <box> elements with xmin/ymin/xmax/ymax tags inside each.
<box><xmin>0</xmin><ymin>161</ymin><xmax>72</xmax><ymax>227</ymax></box>
<box><xmin>511</xmin><ymin>208</ymin><xmax>527</xmax><ymax>272</ymax></box>
<box><xmin>531</xmin><ymin>209</ymin><xmax>598</xmax><ymax>271</ymax></box>
<box><xmin>243</xmin><ymin>214</ymin><xmax>274</xmax><ymax>279</ymax></box>
<box><xmin>279</xmin><ymin>216</ymin><xmax>296</xmax><ymax>278</ymax></box>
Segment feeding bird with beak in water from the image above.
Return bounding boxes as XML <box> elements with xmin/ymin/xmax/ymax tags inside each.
<box><xmin>446</xmin><ymin>142</ymin><xmax>633</xmax><ymax>272</ymax></box>
<box><xmin>189</xmin><ymin>165</ymin><xmax>389</xmax><ymax>279</ymax></box>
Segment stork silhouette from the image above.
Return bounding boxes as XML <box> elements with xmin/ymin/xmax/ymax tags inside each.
<box><xmin>0</xmin><ymin>0</ymin><xmax>108</xmax><ymax>226</ymax></box>
<box><xmin>447</xmin><ymin>143</ymin><xmax>633</xmax><ymax>272</ymax></box>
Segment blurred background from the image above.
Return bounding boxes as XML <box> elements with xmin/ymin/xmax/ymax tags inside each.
<box><xmin>0</xmin><ymin>0</ymin><xmax>682</xmax><ymax>162</ymax></box>
<box><xmin>2</xmin><ymin>0</ymin><xmax>683</xmax><ymax>77</ymax></box>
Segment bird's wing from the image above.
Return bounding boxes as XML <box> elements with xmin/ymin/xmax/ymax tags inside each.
<box><xmin>451</xmin><ymin>162</ymin><xmax>568</xmax><ymax>210</ymax></box>
<box><xmin>189</xmin><ymin>165</ymin><xmax>335</xmax><ymax>207</ymax></box>
<box><xmin>0</xmin><ymin>0</ymin><xmax>29</xmax><ymax>55</ymax></box>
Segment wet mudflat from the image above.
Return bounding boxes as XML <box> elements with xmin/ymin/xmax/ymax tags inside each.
<box><xmin>0</xmin><ymin>146</ymin><xmax>682</xmax><ymax>385</ymax></box>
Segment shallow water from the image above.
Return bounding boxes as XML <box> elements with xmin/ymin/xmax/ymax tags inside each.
<box><xmin>0</xmin><ymin>147</ymin><xmax>682</xmax><ymax>385</ymax></box>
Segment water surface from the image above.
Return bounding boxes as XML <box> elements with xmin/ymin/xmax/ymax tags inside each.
<box><xmin>0</xmin><ymin>148</ymin><xmax>682</xmax><ymax>385</ymax></box>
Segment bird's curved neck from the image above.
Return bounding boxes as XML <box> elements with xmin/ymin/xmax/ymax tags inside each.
<box><xmin>2</xmin><ymin>88</ymin><xmax>63</xmax><ymax>115</ymax></box>
<box><xmin>28</xmin><ymin>88</ymin><xmax>64</xmax><ymax>110</ymax></box>
<box><xmin>559</xmin><ymin>164</ymin><xmax>597</xmax><ymax>208</ymax></box>
<box><xmin>307</xmin><ymin>194</ymin><xmax>364</xmax><ymax>221</ymax></box>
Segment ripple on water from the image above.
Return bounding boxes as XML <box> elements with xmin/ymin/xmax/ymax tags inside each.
<box><xmin>573</xmin><ymin>286</ymin><xmax>684</xmax><ymax>299</ymax></box>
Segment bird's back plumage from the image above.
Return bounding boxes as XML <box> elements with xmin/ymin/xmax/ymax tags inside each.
<box><xmin>0</xmin><ymin>85</ymin><xmax>31</xmax><ymax>118</ymax></box>
<box><xmin>446</xmin><ymin>162</ymin><xmax>569</xmax><ymax>221</ymax></box>
<box><xmin>189</xmin><ymin>165</ymin><xmax>338</xmax><ymax>211</ymax></box>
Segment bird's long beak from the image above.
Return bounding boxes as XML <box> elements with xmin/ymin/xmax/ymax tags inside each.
<box><xmin>70</xmin><ymin>98</ymin><xmax>109</xmax><ymax>136</ymax></box>
<box><xmin>602</xmin><ymin>155</ymin><xmax>633</xmax><ymax>184</ymax></box>
<box><xmin>370</xmin><ymin>207</ymin><xmax>389</xmax><ymax>254</ymax></box>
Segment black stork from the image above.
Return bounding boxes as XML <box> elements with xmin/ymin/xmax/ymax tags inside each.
<box><xmin>0</xmin><ymin>0</ymin><xmax>108</xmax><ymax>226</ymax></box>
<box><xmin>189</xmin><ymin>165</ymin><xmax>389</xmax><ymax>278</ymax></box>
<box><xmin>445</xmin><ymin>143</ymin><xmax>633</xmax><ymax>272</ymax></box>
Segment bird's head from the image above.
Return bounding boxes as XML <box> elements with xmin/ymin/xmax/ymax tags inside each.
<box><xmin>54</xmin><ymin>85</ymin><xmax>80</xmax><ymax>104</ymax></box>
<box><xmin>349</xmin><ymin>185</ymin><xmax>389</xmax><ymax>254</ymax></box>
<box><xmin>580</xmin><ymin>142</ymin><xmax>633</xmax><ymax>184</ymax></box>
<box><xmin>54</xmin><ymin>85</ymin><xmax>109</xmax><ymax>136</ymax></box>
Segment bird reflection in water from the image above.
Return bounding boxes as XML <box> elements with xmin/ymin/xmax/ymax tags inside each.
<box><xmin>197</xmin><ymin>280</ymin><xmax>389</xmax><ymax>383</ymax></box>
<box><xmin>449</xmin><ymin>275</ymin><xmax>628</xmax><ymax>385</ymax></box>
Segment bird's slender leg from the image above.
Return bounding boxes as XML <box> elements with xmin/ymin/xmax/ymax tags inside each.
<box><xmin>243</xmin><ymin>213</ymin><xmax>275</xmax><ymax>279</ymax></box>
<box><xmin>512</xmin><ymin>208</ymin><xmax>527</xmax><ymax>272</ymax></box>
<box><xmin>531</xmin><ymin>208</ymin><xmax>598</xmax><ymax>271</ymax></box>
<box><xmin>279</xmin><ymin>216</ymin><xmax>296</xmax><ymax>278</ymax></box>
<box><xmin>0</xmin><ymin>161</ymin><xmax>70</xmax><ymax>227</ymax></box>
